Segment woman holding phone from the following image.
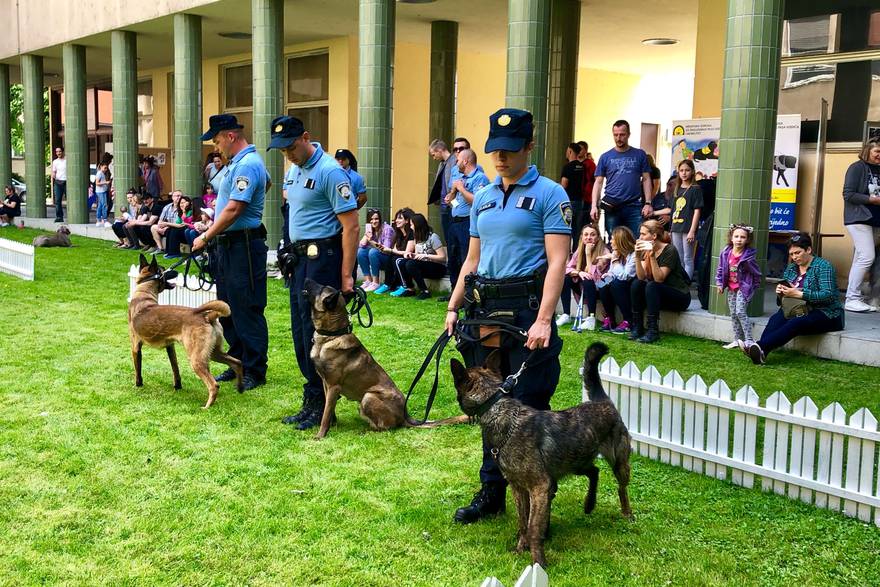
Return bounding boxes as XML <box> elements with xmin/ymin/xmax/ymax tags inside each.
<box><xmin>357</xmin><ymin>208</ymin><xmax>395</xmax><ymax>291</ymax></box>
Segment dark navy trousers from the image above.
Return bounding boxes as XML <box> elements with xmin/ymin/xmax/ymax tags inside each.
<box><xmin>446</xmin><ymin>217</ymin><xmax>471</xmax><ymax>290</ymax></box>
<box><xmin>214</xmin><ymin>238</ymin><xmax>269</xmax><ymax>380</ymax></box>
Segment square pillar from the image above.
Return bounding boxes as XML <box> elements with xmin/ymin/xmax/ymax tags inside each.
<box><xmin>174</xmin><ymin>13</ymin><xmax>203</xmax><ymax>198</ymax></box>
<box><xmin>21</xmin><ymin>54</ymin><xmax>45</xmax><ymax>219</ymax></box>
<box><xmin>0</xmin><ymin>64</ymin><xmax>11</xmax><ymax>189</ymax></box>
<box><xmin>112</xmin><ymin>31</ymin><xmax>139</xmax><ymax>214</ymax></box>
<box><xmin>63</xmin><ymin>44</ymin><xmax>89</xmax><ymax>224</ymax></box>
<box><xmin>427</xmin><ymin>20</ymin><xmax>457</xmax><ymax>239</ymax></box>
<box><xmin>545</xmin><ymin>0</ymin><xmax>580</xmax><ymax>180</ymax></box>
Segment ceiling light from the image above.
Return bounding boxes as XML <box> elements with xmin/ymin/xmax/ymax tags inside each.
<box><xmin>218</xmin><ymin>32</ymin><xmax>252</xmax><ymax>40</ymax></box>
<box><xmin>641</xmin><ymin>38</ymin><xmax>679</xmax><ymax>46</ymax></box>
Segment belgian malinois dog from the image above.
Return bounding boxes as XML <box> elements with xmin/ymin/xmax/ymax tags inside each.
<box><xmin>303</xmin><ymin>278</ymin><xmax>468</xmax><ymax>439</ymax></box>
<box><xmin>129</xmin><ymin>254</ymin><xmax>243</xmax><ymax>408</ymax></box>
<box><xmin>450</xmin><ymin>341</ymin><xmax>633</xmax><ymax>567</ymax></box>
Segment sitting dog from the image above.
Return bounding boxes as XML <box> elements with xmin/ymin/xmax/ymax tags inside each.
<box><xmin>303</xmin><ymin>278</ymin><xmax>467</xmax><ymax>439</ymax></box>
<box><xmin>129</xmin><ymin>254</ymin><xmax>243</xmax><ymax>407</ymax></box>
<box><xmin>450</xmin><ymin>341</ymin><xmax>632</xmax><ymax>567</ymax></box>
<box><xmin>32</xmin><ymin>226</ymin><xmax>72</xmax><ymax>247</ymax></box>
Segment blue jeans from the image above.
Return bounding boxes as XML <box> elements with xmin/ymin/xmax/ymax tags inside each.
<box><xmin>605</xmin><ymin>202</ymin><xmax>643</xmax><ymax>238</ymax></box>
<box><xmin>357</xmin><ymin>246</ymin><xmax>388</xmax><ymax>279</ymax></box>
<box><xmin>758</xmin><ymin>309</ymin><xmax>844</xmax><ymax>356</ymax></box>
<box><xmin>53</xmin><ymin>180</ymin><xmax>66</xmax><ymax>220</ymax></box>
<box><xmin>96</xmin><ymin>192</ymin><xmax>108</xmax><ymax>221</ymax></box>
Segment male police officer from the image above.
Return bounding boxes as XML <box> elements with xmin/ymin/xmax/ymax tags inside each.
<box><xmin>444</xmin><ymin>148</ymin><xmax>489</xmax><ymax>292</ymax></box>
<box><xmin>192</xmin><ymin>114</ymin><xmax>270</xmax><ymax>391</ymax></box>
<box><xmin>444</xmin><ymin>108</ymin><xmax>571</xmax><ymax>523</ymax></box>
<box><xmin>269</xmin><ymin>116</ymin><xmax>360</xmax><ymax>430</ymax></box>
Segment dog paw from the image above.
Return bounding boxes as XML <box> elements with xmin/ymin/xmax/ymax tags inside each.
<box><xmin>512</xmin><ymin>537</ymin><xmax>529</xmax><ymax>554</ymax></box>
<box><xmin>532</xmin><ymin>554</ymin><xmax>548</xmax><ymax>568</ymax></box>
<box><xmin>174</xmin><ymin>383</ymin><xmax>182</xmax><ymax>390</ymax></box>
<box><xmin>135</xmin><ymin>381</ymin><xmax>143</xmax><ymax>387</ymax></box>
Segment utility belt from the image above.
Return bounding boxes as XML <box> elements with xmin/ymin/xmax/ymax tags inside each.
<box><xmin>277</xmin><ymin>232</ymin><xmax>342</xmax><ymax>282</ymax></box>
<box><xmin>463</xmin><ymin>269</ymin><xmax>545</xmax><ymax>312</ymax></box>
<box><xmin>216</xmin><ymin>223</ymin><xmax>267</xmax><ymax>247</ymax></box>
<box><xmin>451</xmin><ymin>215</ymin><xmax>470</xmax><ymax>223</ymax></box>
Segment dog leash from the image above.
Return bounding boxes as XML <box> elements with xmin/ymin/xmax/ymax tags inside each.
<box><xmin>403</xmin><ymin>318</ymin><xmax>530</xmax><ymax>426</ymax></box>
<box><xmin>343</xmin><ymin>286</ymin><xmax>373</xmax><ymax>328</ymax></box>
<box><xmin>162</xmin><ymin>253</ymin><xmax>215</xmax><ymax>291</ymax></box>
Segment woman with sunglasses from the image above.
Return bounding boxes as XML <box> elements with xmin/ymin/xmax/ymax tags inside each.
<box><xmin>357</xmin><ymin>208</ymin><xmax>394</xmax><ymax>291</ymax></box>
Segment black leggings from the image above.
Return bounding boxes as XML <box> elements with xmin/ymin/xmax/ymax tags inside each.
<box><xmin>598</xmin><ymin>278</ymin><xmax>634</xmax><ymax>324</ymax></box>
<box><xmin>630</xmin><ymin>279</ymin><xmax>691</xmax><ymax>315</ymax></box>
<box><xmin>561</xmin><ymin>276</ymin><xmax>598</xmax><ymax>315</ymax></box>
<box><xmin>395</xmin><ymin>258</ymin><xmax>446</xmax><ymax>291</ymax></box>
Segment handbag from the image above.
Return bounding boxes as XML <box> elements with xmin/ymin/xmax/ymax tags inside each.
<box><xmin>780</xmin><ymin>296</ymin><xmax>811</xmax><ymax>319</ymax></box>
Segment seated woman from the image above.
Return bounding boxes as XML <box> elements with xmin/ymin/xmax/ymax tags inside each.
<box><xmin>0</xmin><ymin>185</ymin><xmax>22</xmax><ymax>226</ymax></box>
<box><xmin>557</xmin><ymin>224</ymin><xmax>609</xmax><ymax>330</ymax></box>
<box><xmin>391</xmin><ymin>213</ymin><xmax>447</xmax><ymax>300</ymax></box>
<box><xmin>372</xmin><ymin>207</ymin><xmax>413</xmax><ymax>294</ymax></box>
<box><xmin>164</xmin><ymin>195</ymin><xmax>197</xmax><ymax>258</ymax></box>
<box><xmin>357</xmin><ymin>208</ymin><xmax>395</xmax><ymax>291</ymax></box>
<box><xmin>745</xmin><ymin>232</ymin><xmax>844</xmax><ymax>365</ymax></box>
<box><xmin>185</xmin><ymin>206</ymin><xmax>213</xmax><ymax>246</ymax></box>
<box><xmin>597</xmin><ymin>226</ymin><xmax>637</xmax><ymax>334</ymax></box>
<box><xmin>630</xmin><ymin>219</ymin><xmax>692</xmax><ymax>343</ymax></box>
<box><xmin>112</xmin><ymin>190</ymin><xmax>139</xmax><ymax>248</ymax></box>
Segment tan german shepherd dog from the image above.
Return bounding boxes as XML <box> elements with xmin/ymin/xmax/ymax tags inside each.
<box><xmin>129</xmin><ymin>254</ymin><xmax>243</xmax><ymax>408</ymax></box>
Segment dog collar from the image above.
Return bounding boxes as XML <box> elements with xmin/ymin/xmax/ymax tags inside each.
<box><xmin>473</xmin><ymin>388</ymin><xmax>508</xmax><ymax>418</ymax></box>
<box><xmin>315</xmin><ymin>324</ymin><xmax>353</xmax><ymax>337</ymax></box>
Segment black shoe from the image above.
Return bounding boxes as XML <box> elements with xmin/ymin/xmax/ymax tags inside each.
<box><xmin>748</xmin><ymin>343</ymin><xmax>766</xmax><ymax>365</ymax></box>
<box><xmin>453</xmin><ymin>484</ymin><xmax>506</xmax><ymax>524</ymax></box>
<box><xmin>437</xmin><ymin>295</ymin><xmax>450</xmax><ymax>302</ymax></box>
<box><xmin>637</xmin><ymin>314</ymin><xmax>660</xmax><ymax>344</ymax></box>
<box><xmin>54</xmin><ymin>218</ymin><xmax>63</xmax><ymax>223</ymax></box>
<box><xmin>628</xmin><ymin>312</ymin><xmax>644</xmax><ymax>341</ymax></box>
<box><xmin>242</xmin><ymin>375</ymin><xmax>265</xmax><ymax>391</ymax></box>
<box><xmin>417</xmin><ymin>290</ymin><xmax>431</xmax><ymax>300</ymax></box>
<box><xmin>282</xmin><ymin>405</ymin><xmax>310</xmax><ymax>425</ymax></box>
<box><xmin>214</xmin><ymin>368</ymin><xmax>237</xmax><ymax>382</ymax></box>
<box><xmin>296</xmin><ymin>407</ymin><xmax>324</xmax><ymax>430</ymax></box>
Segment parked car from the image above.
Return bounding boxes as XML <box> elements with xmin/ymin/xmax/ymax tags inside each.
<box><xmin>10</xmin><ymin>177</ymin><xmax>26</xmax><ymax>200</ymax></box>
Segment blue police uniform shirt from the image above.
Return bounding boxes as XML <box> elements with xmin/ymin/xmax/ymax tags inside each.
<box><xmin>343</xmin><ymin>167</ymin><xmax>367</xmax><ymax>197</ymax></box>
<box><xmin>594</xmin><ymin>147</ymin><xmax>650</xmax><ymax>206</ymax></box>
<box><xmin>216</xmin><ymin>144</ymin><xmax>269</xmax><ymax>231</ymax></box>
<box><xmin>286</xmin><ymin>143</ymin><xmax>358</xmax><ymax>241</ymax></box>
<box><xmin>469</xmin><ymin>165</ymin><xmax>571</xmax><ymax>279</ymax></box>
<box><xmin>452</xmin><ymin>167</ymin><xmax>490</xmax><ymax>218</ymax></box>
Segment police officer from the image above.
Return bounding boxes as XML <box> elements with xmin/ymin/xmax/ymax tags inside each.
<box><xmin>268</xmin><ymin>116</ymin><xmax>360</xmax><ymax>430</ymax></box>
<box><xmin>444</xmin><ymin>148</ymin><xmax>489</xmax><ymax>292</ymax></box>
<box><xmin>444</xmin><ymin>108</ymin><xmax>572</xmax><ymax>524</ymax></box>
<box><xmin>334</xmin><ymin>148</ymin><xmax>367</xmax><ymax>209</ymax></box>
<box><xmin>192</xmin><ymin>114</ymin><xmax>270</xmax><ymax>391</ymax></box>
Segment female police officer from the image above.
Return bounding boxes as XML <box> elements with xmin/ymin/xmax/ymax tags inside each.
<box><xmin>444</xmin><ymin>108</ymin><xmax>572</xmax><ymax>523</ymax></box>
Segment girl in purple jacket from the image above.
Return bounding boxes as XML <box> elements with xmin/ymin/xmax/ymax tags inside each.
<box><xmin>716</xmin><ymin>224</ymin><xmax>762</xmax><ymax>349</ymax></box>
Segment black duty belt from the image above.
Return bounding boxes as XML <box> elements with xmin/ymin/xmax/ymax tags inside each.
<box><xmin>451</xmin><ymin>215</ymin><xmax>469</xmax><ymax>223</ymax></box>
<box><xmin>291</xmin><ymin>232</ymin><xmax>341</xmax><ymax>255</ymax></box>
<box><xmin>216</xmin><ymin>224</ymin><xmax>267</xmax><ymax>247</ymax></box>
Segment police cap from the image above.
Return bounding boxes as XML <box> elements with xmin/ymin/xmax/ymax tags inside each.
<box><xmin>267</xmin><ymin>115</ymin><xmax>306</xmax><ymax>151</ymax></box>
<box><xmin>484</xmin><ymin>108</ymin><xmax>534</xmax><ymax>153</ymax></box>
<box><xmin>200</xmin><ymin>114</ymin><xmax>244</xmax><ymax>141</ymax></box>
<box><xmin>334</xmin><ymin>148</ymin><xmax>358</xmax><ymax>171</ymax></box>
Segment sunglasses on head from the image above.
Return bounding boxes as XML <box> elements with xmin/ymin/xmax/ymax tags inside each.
<box><xmin>367</xmin><ymin>208</ymin><xmax>380</xmax><ymax>215</ymax></box>
<box><xmin>729</xmin><ymin>223</ymin><xmax>754</xmax><ymax>233</ymax></box>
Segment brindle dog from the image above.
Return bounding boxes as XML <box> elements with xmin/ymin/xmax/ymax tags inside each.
<box><xmin>303</xmin><ymin>278</ymin><xmax>467</xmax><ymax>439</ymax></box>
<box><xmin>129</xmin><ymin>254</ymin><xmax>243</xmax><ymax>408</ymax></box>
<box><xmin>450</xmin><ymin>341</ymin><xmax>632</xmax><ymax>567</ymax></box>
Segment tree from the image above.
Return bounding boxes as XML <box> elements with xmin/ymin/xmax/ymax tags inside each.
<box><xmin>9</xmin><ymin>84</ymin><xmax>50</xmax><ymax>159</ymax></box>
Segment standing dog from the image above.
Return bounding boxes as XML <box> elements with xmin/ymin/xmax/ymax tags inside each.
<box><xmin>303</xmin><ymin>278</ymin><xmax>467</xmax><ymax>439</ymax></box>
<box><xmin>32</xmin><ymin>226</ymin><xmax>72</xmax><ymax>247</ymax></box>
<box><xmin>129</xmin><ymin>254</ymin><xmax>243</xmax><ymax>407</ymax></box>
<box><xmin>450</xmin><ymin>341</ymin><xmax>632</xmax><ymax>567</ymax></box>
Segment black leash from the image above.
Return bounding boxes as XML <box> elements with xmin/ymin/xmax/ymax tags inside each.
<box><xmin>344</xmin><ymin>286</ymin><xmax>373</xmax><ymax>328</ymax></box>
<box><xmin>403</xmin><ymin>318</ymin><xmax>531</xmax><ymax>426</ymax></box>
<box><xmin>161</xmin><ymin>253</ymin><xmax>215</xmax><ymax>291</ymax></box>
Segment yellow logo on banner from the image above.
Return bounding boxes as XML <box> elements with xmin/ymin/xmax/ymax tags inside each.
<box><xmin>672</xmin><ymin>125</ymin><xmax>685</xmax><ymax>136</ymax></box>
<box><xmin>771</xmin><ymin>188</ymin><xmax>797</xmax><ymax>203</ymax></box>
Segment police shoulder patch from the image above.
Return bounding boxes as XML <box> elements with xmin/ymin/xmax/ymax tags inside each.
<box><xmin>559</xmin><ymin>201</ymin><xmax>573</xmax><ymax>226</ymax></box>
<box><xmin>234</xmin><ymin>175</ymin><xmax>250</xmax><ymax>192</ymax></box>
<box><xmin>336</xmin><ymin>182</ymin><xmax>352</xmax><ymax>200</ymax></box>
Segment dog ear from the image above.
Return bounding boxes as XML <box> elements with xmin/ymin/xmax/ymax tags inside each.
<box><xmin>322</xmin><ymin>291</ymin><xmax>341</xmax><ymax>311</ymax></box>
<box><xmin>149</xmin><ymin>255</ymin><xmax>159</xmax><ymax>272</ymax></box>
<box><xmin>483</xmin><ymin>350</ymin><xmax>502</xmax><ymax>375</ymax></box>
<box><xmin>139</xmin><ymin>253</ymin><xmax>148</xmax><ymax>268</ymax></box>
<box><xmin>450</xmin><ymin>358</ymin><xmax>469</xmax><ymax>388</ymax></box>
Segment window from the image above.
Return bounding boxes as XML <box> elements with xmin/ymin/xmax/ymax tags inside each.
<box><xmin>782</xmin><ymin>15</ymin><xmax>839</xmax><ymax>57</ymax></box>
<box><xmin>286</xmin><ymin>52</ymin><xmax>329</xmax><ymax>147</ymax></box>
<box><xmin>222</xmin><ymin>62</ymin><xmax>253</xmax><ymax>137</ymax></box>
<box><xmin>137</xmin><ymin>79</ymin><xmax>153</xmax><ymax>147</ymax></box>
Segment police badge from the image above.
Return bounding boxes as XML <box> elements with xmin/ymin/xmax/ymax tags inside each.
<box><xmin>559</xmin><ymin>201</ymin><xmax>573</xmax><ymax>226</ymax></box>
<box><xmin>306</xmin><ymin>243</ymin><xmax>319</xmax><ymax>259</ymax></box>
<box><xmin>336</xmin><ymin>182</ymin><xmax>353</xmax><ymax>200</ymax></box>
<box><xmin>235</xmin><ymin>176</ymin><xmax>250</xmax><ymax>192</ymax></box>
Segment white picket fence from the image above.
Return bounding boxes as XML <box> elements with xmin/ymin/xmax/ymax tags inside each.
<box><xmin>127</xmin><ymin>265</ymin><xmax>216</xmax><ymax>307</ymax></box>
<box><xmin>593</xmin><ymin>357</ymin><xmax>880</xmax><ymax>526</ymax></box>
<box><xmin>0</xmin><ymin>237</ymin><xmax>35</xmax><ymax>280</ymax></box>
<box><xmin>482</xmin><ymin>564</ymin><xmax>548</xmax><ymax>587</ymax></box>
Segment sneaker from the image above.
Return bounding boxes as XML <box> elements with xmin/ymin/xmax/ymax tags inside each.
<box><xmin>389</xmin><ymin>286</ymin><xmax>408</xmax><ymax>297</ymax></box>
<box><xmin>845</xmin><ymin>299</ymin><xmax>878</xmax><ymax>313</ymax></box>
<box><xmin>437</xmin><ymin>295</ymin><xmax>451</xmax><ymax>302</ymax></box>
<box><xmin>360</xmin><ymin>280</ymin><xmax>374</xmax><ymax>290</ymax></box>
<box><xmin>555</xmin><ymin>313</ymin><xmax>571</xmax><ymax>327</ymax></box>
<box><xmin>0</xmin><ymin>222</ymin><xmax>7</xmax><ymax>227</ymax></box>
<box><xmin>579</xmin><ymin>315</ymin><xmax>597</xmax><ymax>331</ymax></box>
<box><xmin>366</xmin><ymin>281</ymin><xmax>381</xmax><ymax>292</ymax></box>
<box><xmin>399</xmin><ymin>289</ymin><xmax>415</xmax><ymax>297</ymax></box>
<box><xmin>599</xmin><ymin>317</ymin><xmax>613</xmax><ymax>332</ymax></box>
<box><xmin>611</xmin><ymin>320</ymin><xmax>630</xmax><ymax>334</ymax></box>
<box><xmin>164</xmin><ymin>254</ymin><xmax>181</xmax><ymax>259</ymax></box>
<box><xmin>104</xmin><ymin>221</ymin><xmax>112</xmax><ymax>228</ymax></box>
<box><xmin>417</xmin><ymin>290</ymin><xmax>431</xmax><ymax>300</ymax></box>
<box><xmin>95</xmin><ymin>221</ymin><xmax>103</xmax><ymax>227</ymax></box>
<box><xmin>373</xmin><ymin>284</ymin><xmax>390</xmax><ymax>294</ymax></box>
<box><xmin>722</xmin><ymin>341</ymin><xmax>740</xmax><ymax>349</ymax></box>
<box><xmin>747</xmin><ymin>343</ymin><xmax>766</xmax><ymax>365</ymax></box>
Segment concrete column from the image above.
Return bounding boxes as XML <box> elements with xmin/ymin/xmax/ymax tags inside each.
<box><xmin>357</xmin><ymin>0</ymin><xmax>395</xmax><ymax>220</ymax></box>
<box><xmin>0</xmin><ymin>64</ymin><xmax>11</xmax><ymax>189</ymax></box>
<box><xmin>173</xmin><ymin>13</ymin><xmax>202</xmax><ymax>198</ymax></box>
<box><xmin>21</xmin><ymin>54</ymin><xmax>45</xmax><ymax>219</ymax></box>
<box><xmin>506</xmin><ymin>0</ymin><xmax>551</xmax><ymax>171</ymax></box>
<box><xmin>253</xmin><ymin>0</ymin><xmax>284</xmax><ymax>245</ymax></box>
<box><xmin>427</xmin><ymin>20</ymin><xmax>457</xmax><ymax>239</ymax></box>
<box><xmin>544</xmin><ymin>0</ymin><xmax>580</xmax><ymax>181</ymax></box>
<box><xmin>709</xmin><ymin>0</ymin><xmax>785</xmax><ymax>316</ymax></box>
<box><xmin>63</xmin><ymin>44</ymin><xmax>89</xmax><ymax>224</ymax></box>
<box><xmin>112</xmin><ymin>31</ymin><xmax>139</xmax><ymax>215</ymax></box>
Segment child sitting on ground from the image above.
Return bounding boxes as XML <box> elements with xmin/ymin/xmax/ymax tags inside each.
<box><xmin>715</xmin><ymin>223</ymin><xmax>761</xmax><ymax>349</ymax></box>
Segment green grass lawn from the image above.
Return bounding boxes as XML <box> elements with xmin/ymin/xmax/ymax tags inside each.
<box><xmin>1</xmin><ymin>227</ymin><xmax>879</xmax><ymax>586</ymax></box>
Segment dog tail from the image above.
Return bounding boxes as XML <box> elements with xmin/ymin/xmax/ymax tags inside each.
<box><xmin>404</xmin><ymin>414</ymin><xmax>470</xmax><ymax>428</ymax></box>
<box><xmin>195</xmin><ymin>300</ymin><xmax>231</xmax><ymax>322</ymax></box>
<box><xmin>584</xmin><ymin>342</ymin><xmax>610</xmax><ymax>402</ymax></box>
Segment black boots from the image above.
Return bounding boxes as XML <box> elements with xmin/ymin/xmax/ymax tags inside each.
<box><xmin>628</xmin><ymin>312</ymin><xmax>644</xmax><ymax>341</ymax></box>
<box><xmin>453</xmin><ymin>483</ymin><xmax>506</xmax><ymax>524</ymax></box>
<box><xmin>282</xmin><ymin>395</ymin><xmax>327</xmax><ymax>430</ymax></box>
<box><xmin>638</xmin><ymin>314</ymin><xmax>660</xmax><ymax>344</ymax></box>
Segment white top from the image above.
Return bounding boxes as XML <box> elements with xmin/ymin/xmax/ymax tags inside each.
<box><xmin>52</xmin><ymin>157</ymin><xmax>67</xmax><ymax>181</ymax></box>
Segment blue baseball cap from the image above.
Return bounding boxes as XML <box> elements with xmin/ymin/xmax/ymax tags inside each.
<box><xmin>200</xmin><ymin>114</ymin><xmax>244</xmax><ymax>141</ymax></box>
<box><xmin>484</xmin><ymin>108</ymin><xmax>534</xmax><ymax>153</ymax></box>
<box><xmin>267</xmin><ymin>115</ymin><xmax>306</xmax><ymax>150</ymax></box>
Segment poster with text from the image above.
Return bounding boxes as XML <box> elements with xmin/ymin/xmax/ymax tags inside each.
<box><xmin>670</xmin><ymin>115</ymin><xmax>802</xmax><ymax>230</ymax></box>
